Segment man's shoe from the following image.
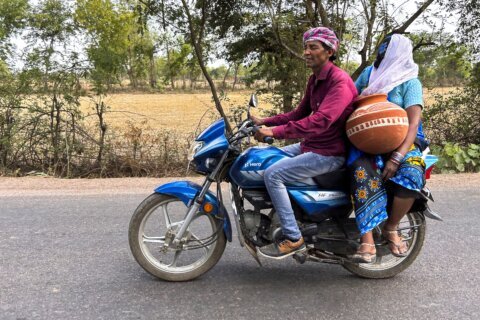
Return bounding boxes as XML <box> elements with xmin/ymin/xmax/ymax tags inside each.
<box><xmin>259</xmin><ymin>237</ymin><xmax>306</xmax><ymax>259</ymax></box>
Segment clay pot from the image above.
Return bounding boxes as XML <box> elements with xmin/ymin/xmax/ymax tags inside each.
<box><xmin>346</xmin><ymin>94</ymin><xmax>408</xmax><ymax>155</ymax></box>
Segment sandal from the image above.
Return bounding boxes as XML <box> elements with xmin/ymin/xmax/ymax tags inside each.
<box><xmin>383</xmin><ymin>228</ymin><xmax>409</xmax><ymax>257</ymax></box>
<box><xmin>349</xmin><ymin>243</ymin><xmax>376</xmax><ymax>264</ymax></box>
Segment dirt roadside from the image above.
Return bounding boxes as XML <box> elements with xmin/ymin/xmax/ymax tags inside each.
<box><xmin>1</xmin><ymin>173</ymin><xmax>479</xmax><ymax>197</ymax></box>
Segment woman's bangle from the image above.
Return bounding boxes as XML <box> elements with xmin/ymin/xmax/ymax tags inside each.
<box><xmin>391</xmin><ymin>151</ymin><xmax>404</xmax><ymax>163</ymax></box>
<box><xmin>389</xmin><ymin>158</ymin><xmax>401</xmax><ymax>166</ymax></box>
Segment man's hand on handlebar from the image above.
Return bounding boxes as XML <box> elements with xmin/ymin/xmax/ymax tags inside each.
<box><xmin>250</xmin><ymin>115</ymin><xmax>265</xmax><ymax>126</ymax></box>
<box><xmin>254</xmin><ymin>127</ymin><xmax>274</xmax><ymax>143</ymax></box>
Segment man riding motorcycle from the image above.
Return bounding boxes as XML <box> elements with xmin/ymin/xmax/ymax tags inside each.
<box><xmin>251</xmin><ymin>27</ymin><xmax>357</xmax><ymax>258</ymax></box>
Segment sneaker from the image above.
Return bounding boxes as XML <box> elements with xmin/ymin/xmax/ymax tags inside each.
<box><xmin>259</xmin><ymin>237</ymin><xmax>306</xmax><ymax>259</ymax></box>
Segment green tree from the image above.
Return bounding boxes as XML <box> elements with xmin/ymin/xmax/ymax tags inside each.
<box><xmin>412</xmin><ymin>32</ymin><xmax>472</xmax><ymax>87</ymax></box>
<box><xmin>76</xmin><ymin>0</ymin><xmax>157</xmax><ymax>90</ymax></box>
<box><xmin>0</xmin><ymin>0</ymin><xmax>29</xmax><ymax>51</ymax></box>
<box><xmin>15</xmin><ymin>0</ymin><xmax>85</xmax><ymax>176</ymax></box>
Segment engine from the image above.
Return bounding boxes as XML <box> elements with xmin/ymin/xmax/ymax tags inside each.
<box><xmin>239</xmin><ymin>190</ymin><xmax>277</xmax><ymax>246</ymax></box>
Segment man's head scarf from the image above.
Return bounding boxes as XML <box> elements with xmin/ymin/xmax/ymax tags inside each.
<box><xmin>303</xmin><ymin>27</ymin><xmax>339</xmax><ymax>52</ymax></box>
<box><xmin>361</xmin><ymin>34</ymin><xmax>419</xmax><ymax>96</ymax></box>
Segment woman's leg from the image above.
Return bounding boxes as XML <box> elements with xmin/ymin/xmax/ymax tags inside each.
<box><xmin>384</xmin><ymin>147</ymin><xmax>426</xmax><ymax>255</ymax></box>
<box><xmin>383</xmin><ymin>196</ymin><xmax>415</xmax><ymax>255</ymax></box>
<box><xmin>359</xmin><ymin>232</ymin><xmax>376</xmax><ymax>253</ymax></box>
<box><xmin>349</xmin><ymin>154</ymin><xmax>388</xmax><ymax>262</ymax></box>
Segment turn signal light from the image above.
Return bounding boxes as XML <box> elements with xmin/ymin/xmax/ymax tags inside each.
<box><xmin>203</xmin><ymin>202</ymin><xmax>214</xmax><ymax>213</ymax></box>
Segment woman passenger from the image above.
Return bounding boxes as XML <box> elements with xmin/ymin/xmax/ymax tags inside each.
<box><xmin>349</xmin><ymin>34</ymin><xmax>428</xmax><ymax>263</ymax></box>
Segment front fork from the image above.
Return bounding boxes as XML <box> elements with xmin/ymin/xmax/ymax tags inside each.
<box><xmin>171</xmin><ymin>150</ymin><xmax>230</xmax><ymax>248</ymax></box>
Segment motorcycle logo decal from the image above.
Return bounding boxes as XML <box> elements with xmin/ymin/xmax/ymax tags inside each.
<box><xmin>243</xmin><ymin>162</ymin><xmax>262</xmax><ymax>169</ymax></box>
<box><xmin>302</xmin><ymin>191</ymin><xmax>348</xmax><ymax>202</ymax></box>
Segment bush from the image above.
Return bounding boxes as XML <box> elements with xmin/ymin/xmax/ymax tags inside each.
<box><xmin>430</xmin><ymin>143</ymin><xmax>480</xmax><ymax>173</ymax></box>
<box><xmin>423</xmin><ymin>84</ymin><xmax>480</xmax><ymax>146</ymax></box>
<box><xmin>423</xmin><ymin>78</ymin><xmax>480</xmax><ymax>173</ymax></box>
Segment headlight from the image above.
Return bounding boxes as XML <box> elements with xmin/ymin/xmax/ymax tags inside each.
<box><xmin>188</xmin><ymin>141</ymin><xmax>204</xmax><ymax>161</ymax></box>
<box><xmin>205</xmin><ymin>158</ymin><xmax>218</xmax><ymax>170</ymax></box>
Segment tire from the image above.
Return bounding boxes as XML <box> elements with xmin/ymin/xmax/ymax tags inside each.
<box><xmin>342</xmin><ymin>212</ymin><xmax>426</xmax><ymax>279</ymax></box>
<box><xmin>128</xmin><ymin>193</ymin><xmax>227</xmax><ymax>282</ymax></box>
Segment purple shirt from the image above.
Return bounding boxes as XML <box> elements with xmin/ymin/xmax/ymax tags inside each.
<box><xmin>264</xmin><ymin>61</ymin><xmax>357</xmax><ymax>156</ymax></box>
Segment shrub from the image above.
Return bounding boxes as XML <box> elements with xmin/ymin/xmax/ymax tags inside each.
<box><xmin>430</xmin><ymin>143</ymin><xmax>480</xmax><ymax>173</ymax></box>
<box><xmin>423</xmin><ymin>84</ymin><xmax>480</xmax><ymax>146</ymax></box>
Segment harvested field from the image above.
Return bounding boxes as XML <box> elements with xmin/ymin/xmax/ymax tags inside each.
<box><xmin>80</xmin><ymin>91</ymin><xmax>274</xmax><ymax>135</ymax></box>
<box><xmin>79</xmin><ymin>88</ymin><xmax>455</xmax><ymax>135</ymax></box>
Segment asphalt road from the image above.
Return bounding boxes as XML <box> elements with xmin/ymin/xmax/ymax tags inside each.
<box><xmin>1</xmin><ymin>179</ymin><xmax>479</xmax><ymax>319</ymax></box>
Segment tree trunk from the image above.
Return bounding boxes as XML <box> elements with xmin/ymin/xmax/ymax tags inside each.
<box><xmin>222</xmin><ymin>64</ymin><xmax>231</xmax><ymax>89</ymax></box>
<box><xmin>96</xmin><ymin>100</ymin><xmax>107</xmax><ymax>174</ymax></box>
<box><xmin>232</xmin><ymin>63</ymin><xmax>239</xmax><ymax>91</ymax></box>
<box><xmin>352</xmin><ymin>0</ymin><xmax>435</xmax><ymax>80</ymax></box>
<box><xmin>283</xmin><ymin>94</ymin><xmax>293</xmax><ymax>113</ymax></box>
<box><xmin>180</xmin><ymin>0</ymin><xmax>232</xmax><ymax>133</ymax></box>
<box><xmin>149</xmin><ymin>55</ymin><xmax>157</xmax><ymax>89</ymax></box>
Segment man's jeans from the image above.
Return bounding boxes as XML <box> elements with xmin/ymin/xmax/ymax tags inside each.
<box><xmin>264</xmin><ymin>143</ymin><xmax>345</xmax><ymax>240</ymax></box>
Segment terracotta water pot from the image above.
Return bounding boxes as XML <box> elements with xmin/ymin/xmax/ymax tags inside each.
<box><xmin>346</xmin><ymin>94</ymin><xmax>408</xmax><ymax>155</ymax></box>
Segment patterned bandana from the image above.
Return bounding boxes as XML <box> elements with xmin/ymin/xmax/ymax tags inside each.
<box><xmin>303</xmin><ymin>27</ymin><xmax>339</xmax><ymax>52</ymax></box>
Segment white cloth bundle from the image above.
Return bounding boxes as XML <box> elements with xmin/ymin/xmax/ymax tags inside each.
<box><xmin>361</xmin><ymin>34</ymin><xmax>419</xmax><ymax>96</ymax></box>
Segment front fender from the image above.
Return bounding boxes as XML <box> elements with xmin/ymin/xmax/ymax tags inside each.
<box><xmin>154</xmin><ymin>181</ymin><xmax>232</xmax><ymax>242</ymax></box>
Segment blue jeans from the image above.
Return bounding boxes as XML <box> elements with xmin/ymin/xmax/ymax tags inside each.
<box><xmin>264</xmin><ymin>143</ymin><xmax>345</xmax><ymax>240</ymax></box>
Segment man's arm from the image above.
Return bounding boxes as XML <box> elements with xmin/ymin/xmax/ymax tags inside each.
<box><xmin>272</xmin><ymin>77</ymin><xmax>356</xmax><ymax>139</ymax></box>
<box><xmin>262</xmin><ymin>94</ymin><xmax>312</xmax><ymax>127</ymax></box>
<box><xmin>259</xmin><ymin>76</ymin><xmax>314</xmax><ymax>127</ymax></box>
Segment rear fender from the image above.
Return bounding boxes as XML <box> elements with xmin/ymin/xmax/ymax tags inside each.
<box><xmin>154</xmin><ymin>181</ymin><xmax>232</xmax><ymax>241</ymax></box>
<box><xmin>425</xmin><ymin>154</ymin><xmax>438</xmax><ymax>170</ymax></box>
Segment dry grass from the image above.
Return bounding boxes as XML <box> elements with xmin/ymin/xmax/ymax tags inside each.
<box><xmin>80</xmin><ymin>91</ymin><xmax>274</xmax><ymax>135</ymax></box>
<box><xmin>79</xmin><ymin>88</ymin><xmax>452</xmax><ymax>134</ymax></box>
<box><xmin>423</xmin><ymin>87</ymin><xmax>458</xmax><ymax>105</ymax></box>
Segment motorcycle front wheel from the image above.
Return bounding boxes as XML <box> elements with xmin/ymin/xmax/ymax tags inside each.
<box><xmin>128</xmin><ymin>193</ymin><xmax>226</xmax><ymax>282</ymax></box>
<box><xmin>342</xmin><ymin>211</ymin><xmax>426</xmax><ymax>279</ymax></box>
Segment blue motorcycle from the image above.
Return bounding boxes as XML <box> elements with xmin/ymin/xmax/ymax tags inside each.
<box><xmin>129</xmin><ymin>94</ymin><xmax>441</xmax><ymax>281</ymax></box>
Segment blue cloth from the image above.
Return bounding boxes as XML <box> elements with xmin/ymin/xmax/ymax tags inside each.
<box><xmin>264</xmin><ymin>143</ymin><xmax>345</xmax><ymax>240</ymax></box>
<box><xmin>351</xmin><ymin>156</ymin><xmax>389</xmax><ymax>235</ymax></box>
<box><xmin>389</xmin><ymin>147</ymin><xmax>425</xmax><ymax>193</ymax></box>
<box><xmin>352</xmin><ymin>147</ymin><xmax>425</xmax><ymax>235</ymax></box>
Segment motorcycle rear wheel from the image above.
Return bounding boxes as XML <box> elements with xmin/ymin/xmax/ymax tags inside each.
<box><xmin>342</xmin><ymin>211</ymin><xmax>426</xmax><ymax>279</ymax></box>
<box><xmin>129</xmin><ymin>193</ymin><xmax>226</xmax><ymax>282</ymax></box>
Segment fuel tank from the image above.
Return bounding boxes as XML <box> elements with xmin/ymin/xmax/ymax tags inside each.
<box><xmin>229</xmin><ymin>146</ymin><xmax>290</xmax><ymax>189</ymax></box>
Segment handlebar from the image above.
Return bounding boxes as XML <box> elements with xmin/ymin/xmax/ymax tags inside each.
<box><xmin>229</xmin><ymin>122</ymin><xmax>275</xmax><ymax>145</ymax></box>
<box><xmin>251</xmin><ymin>126</ymin><xmax>275</xmax><ymax>144</ymax></box>
<box><xmin>263</xmin><ymin>136</ymin><xmax>274</xmax><ymax>144</ymax></box>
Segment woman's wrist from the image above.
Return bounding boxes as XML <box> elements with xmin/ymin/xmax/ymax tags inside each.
<box><xmin>389</xmin><ymin>151</ymin><xmax>404</xmax><ymax>165</ymax></box>
<box><xmin>389</xmin><ymin>158</ymin><xmax>401</xmax><ymax>166</ymax></box>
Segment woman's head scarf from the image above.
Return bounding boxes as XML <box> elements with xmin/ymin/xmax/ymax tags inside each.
<box><xmin>303</xmin><ymin>27</ymin><xmax>340</xmax><ymax>52</ymax></box>
<box><xmin>361</xmin><ymin>34</ymin><xmax>419</xmax><ymax>96</ymax></box>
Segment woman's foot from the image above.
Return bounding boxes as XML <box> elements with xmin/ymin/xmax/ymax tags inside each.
<box><xmin>350</xmin><ymin>243</ymin><xmax>376</xmax><ymax>263</ymax></box>
<box><xmin>383</xmin><ymin>228</ymin><xmax>408</xmax><ymax>257</ymax></box>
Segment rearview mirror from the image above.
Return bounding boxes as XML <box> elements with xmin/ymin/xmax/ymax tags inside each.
<box><xmin>249</xmin><ymin>94</ymin><xmax>258</xmax><ymax>108</ymax></box>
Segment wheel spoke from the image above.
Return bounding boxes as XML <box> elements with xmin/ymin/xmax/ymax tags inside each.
<box><xmin>168</xmin><ymin>250</ymin><xmax>182</xmax><ymax>267</ymax></box>
<box><xmin>162</xmin><ymin>205</ymin><xmax>171</xmax><ymax>228</ymax></box>
<box><xmin>376</xmin><ymin>255</ymin><xmax>383</xmax><ymax>265</ymax></box>
<box><xmin>136</xmin><ymin>197</ymin><xmax>222</xmax><ymax>274</ymax></box>
<box><xmin>143</xmin><ymin>235</ymin><xmax>165</xmax><ymax>244</ymax></box>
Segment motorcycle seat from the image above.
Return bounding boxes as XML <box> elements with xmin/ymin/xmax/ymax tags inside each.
<box><xmin>313</xmin><ymin>168</ymin><xmax>349</xmax><ymax>191</ymax></box>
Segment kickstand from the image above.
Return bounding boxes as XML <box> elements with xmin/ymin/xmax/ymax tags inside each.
<box><xmin>244</xmin><ymin>239</ymin><xmax>262</xmax><ymax>267</ymax></box>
